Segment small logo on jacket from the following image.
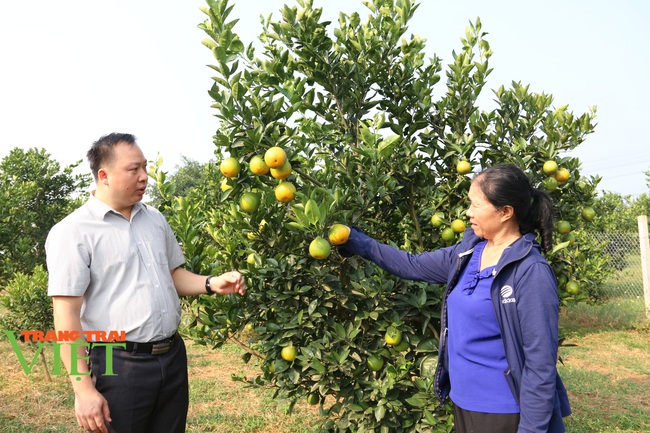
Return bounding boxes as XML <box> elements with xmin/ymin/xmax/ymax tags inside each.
<box><xmin>500</xmin><ymin>285</ymin><xmax>516</xmax><ymax>304</ymax></box>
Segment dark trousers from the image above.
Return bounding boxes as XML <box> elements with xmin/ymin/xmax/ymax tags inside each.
<box><xmin>453</xmin><ymin>404</ymin><xmax>520</xmax><ymax>433</ymax></box>
<box><xmin>90</xmin><ymin>335</ymin><xmax>189</xmax><ymax>433</ymax></box>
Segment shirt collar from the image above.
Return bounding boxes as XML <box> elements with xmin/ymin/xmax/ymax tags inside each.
<box><xmin>88</xmin><ymin>192</ymin><xmax>146</xmax><ymax>220</ymax></box>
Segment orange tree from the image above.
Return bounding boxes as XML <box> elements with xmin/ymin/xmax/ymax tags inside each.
<box><xmin>150</xmin><ymin>0</ymin><xmax>605</xmax><ymax>430</ymax></box>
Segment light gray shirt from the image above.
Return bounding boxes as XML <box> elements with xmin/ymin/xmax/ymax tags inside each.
<box><xmin>46</xmin><ymin>194</ymin><xmax>185</xmax><ymax>342</ymax></box>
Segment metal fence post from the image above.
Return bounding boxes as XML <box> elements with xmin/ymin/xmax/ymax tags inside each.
<box><xmin>637</xmin><ymin>215</ymin><xmax>650</xmax><ymax>320</ymax></box>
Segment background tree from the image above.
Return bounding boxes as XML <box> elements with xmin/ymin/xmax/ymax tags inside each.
<box><xmin>588</xmin><ymin>192</ymin><xmax>636</xmax><ymax>233</ymax></box>
<box><xmin>146</xmin><ymin>155</ymin><xmax>211</xmax><ymax>208</ymax></box>
<box><xmin>632</xmin><ymin>194</ymin><xmax>650</xmax><ymax>226</ymax></box>
<box><xmin>587</xmin><ymin>190</ymin><xmax>650</xmax><ymax>234</ymax></box>
<box><xmin>0</xmin><ymin>148</ymin><xmax>91</xmax><ymax>289</ymax></box>
<box><xmin>151</xmin><ymin>0</ymin><xmax>604</xmax><ymax>430</ymax></box>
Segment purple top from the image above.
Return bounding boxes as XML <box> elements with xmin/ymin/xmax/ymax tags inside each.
<box><xmin>447</xmin><ymin>240</ymin><xmax>520</xmax><ymax>413</ymax></box>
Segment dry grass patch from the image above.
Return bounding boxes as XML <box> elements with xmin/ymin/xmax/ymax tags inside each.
<box><xmin>0</xmin><ymin>336</ymin><xmax>319</xmax><ymax>433</ymax></box>
<box><xmin>0</xmin><ymin>340</ymin><xmax>75</xmax><ymax>432</ymax></box>
<box><xmin>185</xmin><ymin>338</ymin><xmax>321</xmax><ymax>433</ymax></box>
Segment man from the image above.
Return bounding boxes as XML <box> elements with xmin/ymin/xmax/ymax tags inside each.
<box><xmin>46</xmin><ymin>133</ymin><xmax>246</xmax><ymax>433</ymax></box>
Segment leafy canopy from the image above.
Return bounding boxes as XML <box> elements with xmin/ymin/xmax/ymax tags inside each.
<box><xmin>149</xmin><ymin>0</ymin><xmax>604</xmax><ymax>431</ymax></box>
<box><xmin>0</xmin><ymin>148</ymin><xmax>90</xmax><ymax>288</ymax></box>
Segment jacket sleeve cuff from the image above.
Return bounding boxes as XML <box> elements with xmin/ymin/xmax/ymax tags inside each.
<box><xmin>337</xmin><ymin>226</ymin><xmax>368</xmax><ymax>257</ymax></box>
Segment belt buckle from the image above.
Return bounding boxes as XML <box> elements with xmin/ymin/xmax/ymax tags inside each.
<box><xmin>150</xmin><ymin>337</ymin><xmax>174</xmax><ymax>355</ymax></box>
<box><xmin>151</xmin><ymin>334</ymin><xmax>176</xmax><ymax>355</ymax></box>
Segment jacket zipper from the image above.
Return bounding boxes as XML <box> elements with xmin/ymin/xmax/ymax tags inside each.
<box><xmin>434</xmin><ymin>247</ymin><xmax>473</xmax><ymax>401</ymax></box>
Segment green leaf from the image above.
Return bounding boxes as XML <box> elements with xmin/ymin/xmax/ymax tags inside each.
<box><xmin>360</xmin><ymin>127</ymin><xmax>377</xmax><ymax>146</ymax></box>
<box><xmin>333</xmin><ymin>323</ymin><xmax>346</xmax><ymax>339</ymax></box>
<box><xmin>550</xmin><ymin>241</ymin><xmax>570</xmax><ymax>255</ymax></box>
<box><xmin>292</xmin><ymin>207</ymin><xmax>310</xmax><ymax>227</ymax></box>
<box><xmin>214</xmin><ymin>46</ymin><xmax>227</xmax><ymax>63</ymax></box>
<box><xmin>305</xmin><ymin>199</ymin><xmax>320</xmax><ymax>225</ymax></box>
<box><xmin>230</xmin><ymin>39</ymin><xmax>244</xmax><ymax>54</ymax></box>
<box><xmin>310</xmin><ymin>358</ymin><xmax>326</xmax><ymax>374</ymax></box>
<box><xmin>374</xmin><ymin>405</ymin><xmax>386</xmax><ymax>422</ymax></box>
<box><xmin>308</xmin><ymin>299</ymin><xmax>318</xmax><ymax>315</ymax></box>
<box><xmin>415</xmin><ymin>338</ymin><xmax>437</xmax><ymax>353</ymax></box>
<box><xmin>417</xmin><ymin>288</ymin><xmax>427</xmax><ymax>307</ymax></box>
<box><xmin>378</xmin><ymin>135</ymin><xmax>400</xmax><ymax>159</ymax></box>
<box><xmin>285</xmin><ymin>222</ymin><xmax>308</xmax><ymax>231</ymax></box>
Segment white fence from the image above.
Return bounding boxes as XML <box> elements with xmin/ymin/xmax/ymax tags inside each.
<box><xmin>587</xmin><ymin>231</ymin><xmax>644</xmax><ymax>297</ymax></box>
<box><xmin>586</xmin><ymin>216</ymin><xmax>650</xmax><ymax>319</ymax></box>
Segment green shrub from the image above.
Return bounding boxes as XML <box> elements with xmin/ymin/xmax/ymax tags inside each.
<box><xmin>0</xmin><ymin>265</ymin><xmax>52</xmax><ymax>338</ymax></box>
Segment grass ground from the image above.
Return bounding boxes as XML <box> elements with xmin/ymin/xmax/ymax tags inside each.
<box><xmin>0</xmin><ymin>336</ymin><xmax>319</xmax><ymax>433</ymax></box>
<box><xmin>558</xmin><ymin>298</ymin><xmax>649</xmax><ymax>433</ymax></box>
<box><xmin>0</xmin><ymin>298</ymin><xmax>648</xmax><ymax>432</ymax></box>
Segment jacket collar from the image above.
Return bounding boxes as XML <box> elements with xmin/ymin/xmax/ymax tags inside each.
<box><xmin>457</xmin><ymin>229</ymin><xmax>540</xmax><ymax>272</ymax></box>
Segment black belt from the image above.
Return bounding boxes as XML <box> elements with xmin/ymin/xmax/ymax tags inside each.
<box><xmin>123</xmin><ymin>332</ymin><xmax>178</xmax><ymax>355</ymax></box>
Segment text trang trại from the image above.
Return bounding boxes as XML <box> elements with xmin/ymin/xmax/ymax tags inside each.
<box><xmin>2</xmin><ymin>329</ymin><xmax>126</xmax><ymax>379</ymax></box>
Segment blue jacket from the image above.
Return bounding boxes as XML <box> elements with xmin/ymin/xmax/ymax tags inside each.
<box><xmin>340</xmin><ymin>227</ymin><xmax>571</xmax><ymax>433</ymax></box>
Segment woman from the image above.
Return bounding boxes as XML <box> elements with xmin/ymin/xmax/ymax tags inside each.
<box><xmin>339</xmin><ymin>164</ymin><xmax>571</xmax><ymax>433</ymax></box>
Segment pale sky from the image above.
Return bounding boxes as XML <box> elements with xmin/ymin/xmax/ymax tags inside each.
<box><xmin>1</xmin><ymin>1</ymin><xmax>648</xmax><ymax>196</ymax></box>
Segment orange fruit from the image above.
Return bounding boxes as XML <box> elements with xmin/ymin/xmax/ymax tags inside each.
<box><xmin>220</xmin><ymin>157</ymin><xmax>241</xmax><ymax>178</ymax></box>
<box><xmin>307</xmin><ymin>393</ymin><xmax>320</xmax><ymax>405</ymax></box>
<box><xmin>328</xmin><ymin>224</ymin><xmax>350</xmax><ymax>245</ymax></box>
<box><xmin>264</xmin><ymin>146</ymin><xmax>287</xmax><ymax>169</ymax></box>
<box><xmin>566</xmin><ymin>280</ymin><xmax>580</xmax><ymax>295</ymax></box>
<box><xmin>576</xmin><ymin>179</ymin><xmax>589</xmax><ymax>191</ymax></box>
<box><xmin>309</xmin><ymin>236</ymin><xmax>331</xmax><ymax>260</ymax></box>
<box><xmin>274</xmin><ymin>181</ymin><xmax>296</xmax><ymax>203</ymax></box>
<box><xmin>281</xmin><ymin>345</ymin><xmax>298</xmax><ymax>362</ymax></box>
<box><xmin>556</xmin><ymin>220</ymin><xmax>571</xmax><ymax>235</ymax></box>
<box><xmin>270</xmin><ymin>160</ymin><xmax>292</xmax><ymax>179</ymax></box>
<box><xmin>542</xmin><ymin>160</ymin><xmax>558</xmax><ymax>176</ymax></box>
<box><xmin>246</xmin><ymin>253</ymin><xmax>258</xmax><ymax>265</ymax></box>
<box><xmin>450</xmin><ymin>219</ymin><xmax>466</xmax><ymax>233</ymax></box>
<box><xmin>554</xmin><ymin>167</ymin><xmax>570</xmax><ymax>183</ymax></box>
<box><xmin>367</xmin><ymin>355</ymin><xmax>384</xmax><ymax>371</ymax></box>
<box><xmin>441</xmin><ymin>228</ymin><xmax>455</xmax><ymax>242</ymax></box>
<box><xmin>562</xmin><ymin>232</ymin><xmax>576</xmax><ymax>246</ymax></box>
<box><xmin>239</xmin><ymin>192</ymin><xmax>260</xmax><ymax>213</ymax></box>
<box><xmin>384</xmin><ymin>326</ymin><xmax>402</xmax><ymax>346</ymax></box>
<box><xmin>543</xmin><ymin>177</ymin><xmax>558</xmax><ymax>192</ymax></box>
<box><xmin>430</xmin><ymin>212</ymin><xmax>445</xmax><ymax>228</ymax></box>
<box><xmin>581</xmin><ymin>207</ymin><xmax>596</xmax><ymax>221</ymax></box>
<box><xmin>456</xmin><ymin>160</ymin><xmax>472</xmax><ymax>175</ymax></box>
<box><xmin>249</xmin><ymin>155</ymin><xmax>269</xmax><ymax>175</ymax></box>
